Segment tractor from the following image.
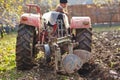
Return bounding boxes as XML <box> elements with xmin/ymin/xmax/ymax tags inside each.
<box><xmin>16</xmin><ymin>4</ymin><xmax>92</xmax><ymax>74</ymax></box>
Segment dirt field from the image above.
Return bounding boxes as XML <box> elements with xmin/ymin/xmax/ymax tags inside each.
<box><xmin>13</xmin><ymin>30</ymin><xmax>119</xmax><ymax>80</ymax></box>
<box><xmin>0</xmin><ymin>30</ymin><xmax>119</xmax><ymax>80</ymax></box>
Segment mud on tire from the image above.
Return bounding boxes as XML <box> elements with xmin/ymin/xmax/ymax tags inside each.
<box><xmin>16</xmin><ymin>25</ymin><xmax>38</xmax><ymax>70</ymax></box>
<box><xmin>75</xmin><ymin>28</ymin><xmax>92</xmax><ymax>52</ymax></box>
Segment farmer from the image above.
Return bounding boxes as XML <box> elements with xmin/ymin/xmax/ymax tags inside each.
<box><xmin>55</xmin><ymin>0</ymin><xmax>68</xmax><ymax>14</ymax></box>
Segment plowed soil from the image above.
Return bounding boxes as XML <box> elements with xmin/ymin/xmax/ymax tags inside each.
<box><xmin>18</xmin><ymin>30</ymin><xmax>120</xmax><ymax>80</ymax></box>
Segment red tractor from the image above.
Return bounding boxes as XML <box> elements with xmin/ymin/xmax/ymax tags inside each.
<box><xmin>16</xmin><ymin>4</ymin><xmax>92</xmax><ymax>74</ymax></box>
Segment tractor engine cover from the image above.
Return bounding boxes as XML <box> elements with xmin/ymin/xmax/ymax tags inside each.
<box><xmin>62</xmin><ymin>54</ymin><xmax>83</xmax><ymax>74</ymax></box>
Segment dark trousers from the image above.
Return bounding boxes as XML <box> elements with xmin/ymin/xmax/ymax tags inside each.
<box><xmin>0</xmin><ymin>30</ymin><xmax>3</xmax><ymax>38</ymax></box>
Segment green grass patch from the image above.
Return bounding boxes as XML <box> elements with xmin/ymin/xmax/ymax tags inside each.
<box><xmin>0</xmin><ymin>33</ymin><xmax>16</xmax><ymax>74</ymax></box>
<box><xmin>93</xmin><ymin>26</ymin><xmax>120</xmax><ymax>32</ymax></box>
<box><xmin>0</xmin><ymin>33</ymin><xmax>31</xmax><ymax>80</ymax></box>
<box><xmin>0</xmin><ymin>33</ymin><xmax>23</xmax><ymax>80</ymax></box>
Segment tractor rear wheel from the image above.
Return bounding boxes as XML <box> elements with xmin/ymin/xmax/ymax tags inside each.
<box><xmin>75</xmin><ymin>28</ymin><xmax>92</xmax><ymax>75</ymax></box>
<box><xmin>75</xmin><ymin>28</ymin><xmax>92</xmax><ymax>52</ymax></box>
<box><xmin>16</xmin><ymin>25</ymin><xmax>37</xmax><ymax>70</ymax></box>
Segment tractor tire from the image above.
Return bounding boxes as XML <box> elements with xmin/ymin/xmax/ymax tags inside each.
<box><xmin>16</xmin><ymin>25</ymin><xmax>38</xmax><ymax>70</ymax></box>
<box><xmin>75</xmin><ymin>28</ymin><xmax>92</xmax><ymax>52</ymax></box>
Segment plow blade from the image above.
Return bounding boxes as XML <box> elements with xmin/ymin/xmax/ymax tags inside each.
<box><xmin>62</xmin><ymin>50</ymin><xmax>91</xmax><ymax>74</ymax></box>
<box><xmin>74</xmin><ymin>50</ymin><xmax>91</xmax><ymax>64</ymax></box>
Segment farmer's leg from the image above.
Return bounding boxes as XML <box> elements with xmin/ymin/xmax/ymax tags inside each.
<box><xmin>0</xmin><ymin>31</ymin><xmax>3</xmax><ymax>38</ymax></box>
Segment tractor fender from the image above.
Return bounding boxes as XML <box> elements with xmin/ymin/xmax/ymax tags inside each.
<box><xmin>20</xmin><ymin>13</ymin><xmax>41</xmax><ymax>28</ymax></box>
<box><xmin>70</xmin><ymin>17</ymin><xmax>91</xmax><ymax>29</ymax></box>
